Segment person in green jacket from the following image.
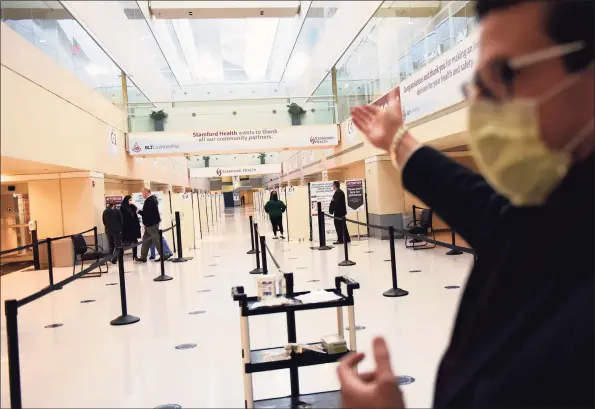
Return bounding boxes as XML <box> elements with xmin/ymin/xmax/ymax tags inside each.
<box><xmin>264</xmin><ymin>190</ymin><xmax>287</xmax><ymax>239</ymax></box>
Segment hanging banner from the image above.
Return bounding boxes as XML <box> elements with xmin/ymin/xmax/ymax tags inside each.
<box><xmin>346</xmin><ymin>180</ymin><xmax>365</xmax><ymax>212</ymax></box>
<box><xmin>309</xmin><ymin>181</ymin><xmax>337</xmax><ymax>242</ymax></box>
<box><xmin>189</xmin><ymin>163</ymin><xmax>281</xmax><ymax>179</ymax></box>
<box><xmin>128</xmin><ymin>124</ymin><xmax>339</xmax><ymax>156</ymax></box>
<box><xmin>400</xmin><ymin>30</ymin><xmax>479</xmax><ymax>123</ymax></box>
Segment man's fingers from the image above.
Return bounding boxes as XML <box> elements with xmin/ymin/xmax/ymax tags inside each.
<box><xmin>372</xmin><ymin>337</ymin><xmax>394</xmax><ymax>376</ymax></box>
<box><xmin>351</xmin><ymin>110</ymin><xmax>370</xmax><ymax>133</ymax></box>
<box><xmin>358</xmin><ymin>371</ymin><xmax>376</xmax><ymax>383</ymax></box>
<box><xmin>337</xmin><ymin>352</ymin><xmax>365</xmax><ymax>380</ymax></box>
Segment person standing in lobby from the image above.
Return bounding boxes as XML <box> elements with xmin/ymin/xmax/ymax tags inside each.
<box><xmin>102</xmin><ymin>200</ymin><xmax>123</xmax><ymax>264</ymax></box>
<box><xmin>136</xmin><ymin>188</ymin><xmax>170</xmax><ymax>262</ymax></box>
<box><xmin>120</xmin><ymin>195</ymin><xmax>141</xmax><ymax>261</ymax></box>
<box><xmin>264</xmin><ymin>190</ymin><xmax>286</xmax><ymax>239</ymax></box>
<box><xmin>329</xmin><ymin>181</ymin><xmax>350</xmax><ymax>244</ymax></box>
<box><xmin>338</xmin><ymin>0</ymin><xmax>594</xmax><ymax>407</ymax></box>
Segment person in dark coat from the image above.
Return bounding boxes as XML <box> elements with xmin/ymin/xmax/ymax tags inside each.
<box><xmin>102</xmin><ymin>200</ymin><xmax>123</xmax><ymax>264</ymax></box>
<box><xmin>329</xmin><ymin>180</ymin><xmax>350</xmax><ymax>244</ymax></box>
<box><xmin>120</xmin><ymin>195</ymin><xmax>141</xmax><ymax>261</ymax></box>
<box><xmin>339</xmin><ymin>1</ymin><xmax>594</xmax><ymax>408</ymax></box>
<box><xmin>137</xmin><ymin>188</ymin><xmax>170</xmax><ymax>262</ymax></box>
<box><xmin>264</xmin><ymin>190</ymin><xmax>286</xmax><ymax>239</ymax></box>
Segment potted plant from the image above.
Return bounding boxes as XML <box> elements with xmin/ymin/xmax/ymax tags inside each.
<box><xmin>203</xmin><ymin>155</ymin><xmax>210</xmax><ymax>168</ymax></box>
<box><xmin>287</xmin><ymin>103</ymin><xmax>306</xmax><ymax>126</ymax></box>
<box><xmin>258</xmin><ymin>153</ymin><xmax>267</xmax><ymax>164</ymax></box>
<box><xmin>149</xmin><ymin>109</ymin><xmax>168</xmax><ymax>131</ymax></box>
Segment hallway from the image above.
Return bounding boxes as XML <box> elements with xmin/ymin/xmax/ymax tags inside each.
<box><xmin>0</xmin><ymin>206</ymin><xmax>474</xmax><ymax>408</ymax></box>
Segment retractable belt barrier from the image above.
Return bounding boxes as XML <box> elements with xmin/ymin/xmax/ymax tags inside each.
<box><xmin>3</xmin><ymin>220</ymin><xmax>187</xmax><ymax>409</ymax></box>
<box><xmin>323</xmin><ymin>213</ymin><xmax>476</xmax><ymax>256</ymax></box>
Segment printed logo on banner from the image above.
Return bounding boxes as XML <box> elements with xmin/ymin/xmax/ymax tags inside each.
<box><xmin>310</xmin><ymin>136</ymin><xmax>335</xmax><ymax>145</ymax></box>
<box><xmin>216</xmin><ymin>168</ymin><xmax>222</xmax><ymax>176</ymax></box>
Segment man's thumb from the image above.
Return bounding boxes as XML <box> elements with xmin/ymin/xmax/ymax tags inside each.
<box><xmin>373</xmin><ymin>337</ymin><xmax>394</xmax><ymax>375</ymax></box>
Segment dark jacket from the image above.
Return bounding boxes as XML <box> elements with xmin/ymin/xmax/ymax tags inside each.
<box><xmin>120</xmin><ymin>198</ymin><xmax>141</xmax><ymax>242</ymax></box>
<box><xmin>402</xmin><ymin>147</ymin><xmax>594</xmax><ymax>408</ymax></box>
<box><xmin>264</xmin><ymin>199</ymin><xmax>286</xmax><ymax>219</ymax></box>
<box><xmin>139</xmin><ymin>195</ymin><xmax>161</xmax><ymax>227</ymax></box>
<box><xmin>329</xmin><ymin>188</ymin><xmax>347</xmax><ymax>217</ymax></box>
<box><xmin>102</xmin><ymin>206</ymin><xmax>123</xmax><ymax>234</ymax></box>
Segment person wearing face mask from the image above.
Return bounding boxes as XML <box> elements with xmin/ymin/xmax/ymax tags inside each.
<box><xmin>264</xmin><ymin>190</ymin><xmax>286</xmax><ymax>239</ymax></box>
<box><xmin>120</xmin><ymin>195</ymin><xmax>141</xmax><ymax>261</ymax></box>
<box><xmin>338</xmin><ymin>1</ymin><xmax>594</xmax><ymax>408</ymax></box>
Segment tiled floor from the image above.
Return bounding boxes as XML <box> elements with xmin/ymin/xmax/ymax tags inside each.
<box><xmin>0</xmin><ymin>207</ymin><xmax>474</xmax><ymax>408</ymax></box>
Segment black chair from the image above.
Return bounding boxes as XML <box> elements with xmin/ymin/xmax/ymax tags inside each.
<box><xmin>405</xmin><ymin>208</ymin><xmax>436</xmax><ymax>250</ymax></box>
<box><xmin>71</xmin><ymin>234</ymin><xmax>110</xmax><ymax>278</ymax></box>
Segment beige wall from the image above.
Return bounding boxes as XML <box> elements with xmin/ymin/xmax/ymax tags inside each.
<box><xmin>60</xmin><ymin>176</ymin><xmax>105</xmax><ymax>236</ymax></box>
<box><xmin>0</xmin><ymin>22</ymin><xmax>190</xmax><ymax>188</ymax></box>
<box><xmin>28</xmin><ymin>179</ymin><xmax>63</xmax><ymax>239</ymax></box>
<box><xmin>365</xmin><ymin>156</ymin><xmax>406</xmax><ymax>215</ymax></box>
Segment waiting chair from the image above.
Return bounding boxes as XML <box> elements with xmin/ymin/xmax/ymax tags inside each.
<box><xmin>405</xmin><ymin>208</ymin><xmax>437</xmax><ymax>250</ymax></box>
<box><xmin>71</xmin><ymin>234</ymin><xmax>110</xmax><ymax>278</ymax></box>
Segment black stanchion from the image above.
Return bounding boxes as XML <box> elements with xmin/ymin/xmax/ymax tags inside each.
<box><xmin>260</xmin><ymin>236</ymin><xmax>268</xmax><ymax>275</ymax></box>
<box><xmin>31</xmin><ymin>228</ymin><xmax>40</xmax><ymax>270</ymax></box>
<box><xmin>383</xmin><ymin>226</ymin><xmax>409</xmax><ymax>298</ymax></box>
<box><xmin>446</xmin><ymin>230</ymin><xmax>463</xmax><ymax>256</ymax></box>
<box><xmin>45</xmin><ymin>238</ymin><xmax>62</xmax><ymax>291</ymax></box>
<box><xmin>317</xmin><ymin>202</ymin><xmax>332</xmax><ymax>251</ymax></box>
<box><xmin>111</xmin><ymin>249</ymin><xmax>140</xmax><ymax>325</ymax></box>
<box><xmin>154</xmin><ymin>230</ymin><xmax>173</xmax><ymax>282</ymax></box>
<box><xmin>247</xmin><ymin>215</ymin><xmax>257</xmax><ymax>255</ymax></box>
<box><xmin>93</xmin><ymin>226</ymin><xmax>98</xmax><ymax>249</ymax></box>
<box><xmin>338</xmin><ymin>218</ymin><xmax>355</xmax><ymax>266</ymax></box>
<box><xmin>250</xmin><ymin>223</ymin><xmax>263</xmax><ymax>274</ymax></box>
<box><xmin>171</xmin><ymin>212</ymin><xmax>193</xmax><ymax>263</ymax></box>
<box><xmin>5</xmin><ymin>299</ymin><xmax>23</xmax><ymax>409</ymax></box>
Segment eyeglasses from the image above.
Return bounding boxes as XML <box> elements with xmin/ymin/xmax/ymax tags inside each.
<box><xmin>462</xmin><ymin>41</ymin><xmax>585</xmax><ymax>101</ymax></box>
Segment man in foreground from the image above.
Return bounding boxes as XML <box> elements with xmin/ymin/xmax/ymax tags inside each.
<box><xmin>339</xmin><ymin>0</ymin><xmax>594</xmax><ymax>407</ymax></box>
<box><xmin>329</xmin><ymin>181</ymin><xmax>350</xmax><ymax>244</ymax></box>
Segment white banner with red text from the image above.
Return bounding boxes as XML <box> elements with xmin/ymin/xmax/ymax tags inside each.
<box><xmin>189</xmin><ymin>163</ymin><xmax>281</xmax><ymax>178</ymax></box>
<box><xmin>128</xmin><ymin>124</ymin><xmax>339</xmax><ymax>156</ymax></box>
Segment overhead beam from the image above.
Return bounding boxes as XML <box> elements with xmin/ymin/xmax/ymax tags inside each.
<box><xmin>149</xmin><ymin>1</ymin><xmax>300</xmax><ymax>19</ymax></box>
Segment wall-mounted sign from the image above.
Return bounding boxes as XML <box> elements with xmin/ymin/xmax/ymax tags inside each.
<box><xmin>346</xmin><ymin>179</ymin><xmax>365</xmax><ymax>212</ymax></box>
<box><xmin>400</xmin><ymin>30</ymin><xmax>479</xmax><ymax>123</ymax></box>
<box><xmin>104</xmin><ymin>195</ymin><xmax>123</xmax><ymax>209</ymax></box>
<box><xmin>108</xmin><ymin>127</ymin><xmax>118</xmax><ymax>154</ymax></box>
<box><xmin>309</xmin><ymin>181</ymin><xmax>337</xmax><ymax>241</ymax></box>
<box><xmin>190</xmin><ymin>163</ymin><xmax>281</xmax><ymax>178</ymax></box>
<box><xmin>128</xmin><ymin>124</ymin><xmax>339</xmax><ymax>156</ymax></box>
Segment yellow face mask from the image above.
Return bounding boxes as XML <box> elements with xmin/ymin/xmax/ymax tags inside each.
<box><xmin>468</xmin><ymin>75</ymin><xmax>593</xmax><ymax>206</ymax></box>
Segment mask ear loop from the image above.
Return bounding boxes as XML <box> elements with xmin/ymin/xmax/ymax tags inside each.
<box><xmin>563</xmin><ymin>118</ymin><xmax>595</xmax><ymax>154</ymax></box>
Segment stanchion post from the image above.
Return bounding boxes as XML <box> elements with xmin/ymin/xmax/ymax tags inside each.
<box><xmin>446</xmin><ymin>230</ymin><xmax>463</xmax><ymax>256</ymax></box>
<box><xmin>44</xmin><ymin>238</ymin><xmax>62</xmax><ymax>291</ymax></box>
<box><xmin>383</xmin><ymin>226</ymin><xmax>409</xmax><ymax>297</ymax></box>
<box><xmin>260</xmin><ymin>236</ymin><xmax>268</xmax><ymax>275</ymax></box>
<box><xmin>111</xmin><ymin>249</ymin><xmax>140</xmax><ymax>325</ymax></box>
<box><xmin>31</xmin><ymin>228</ymin><xmax>40</xmax><ymax>270</ymax></box>
<box><xmin>5</xmin><ymin>299</ymin><xmax>23</xmax><ymax>409</ymax></box>
<box><xmin>93</xmin><ymin>226</ymin><xmax>98</xmax><ymax>248</ymax></box>
<box><xmin>46</xmin><ymin>237</ymin><xmax>54</xmax><ymax>287</ymax></box>
<box><xmin>171</xmin><ymin>211</ymin><xmax>193</xmax><ymax>262</ymax></box>
<box><xmin>247</xmin><ymin>215</ymin><xmax>257</xmax><ymax>255</ymax></box>
<box><xmin>154</xmin><ymin>230</ymin><xmax>173</xmax><ymax>282</ymax></box>
<box><xmin>338</xmin><ymin>218</ymin><xmax>355</xmax><ymax>266</ymax></box>
<box><xmin>317</xmin><ymin>202</ymin><xmax>332</xmax><ymax>251</ymax></box>
<box><xmin>249</xmin><ymin>223</ymin><xmax>263</xmax><ymax>274</ymax></box>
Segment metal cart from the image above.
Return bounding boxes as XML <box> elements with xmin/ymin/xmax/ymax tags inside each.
<box><xmin>231</xmin><ymin>273</ymin><xmax>360</xmax><ymax>408</ymax></box>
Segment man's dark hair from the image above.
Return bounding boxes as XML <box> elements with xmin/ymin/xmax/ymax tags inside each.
<box><xmin>333</xmin><ymin>181</ymin><xmax>340</xmax><ymax>188</ymax></box>
<box><xmin>476</xmin><ymin>0</ymin><xmax>593</xmax><ymax>72</ymax></box>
